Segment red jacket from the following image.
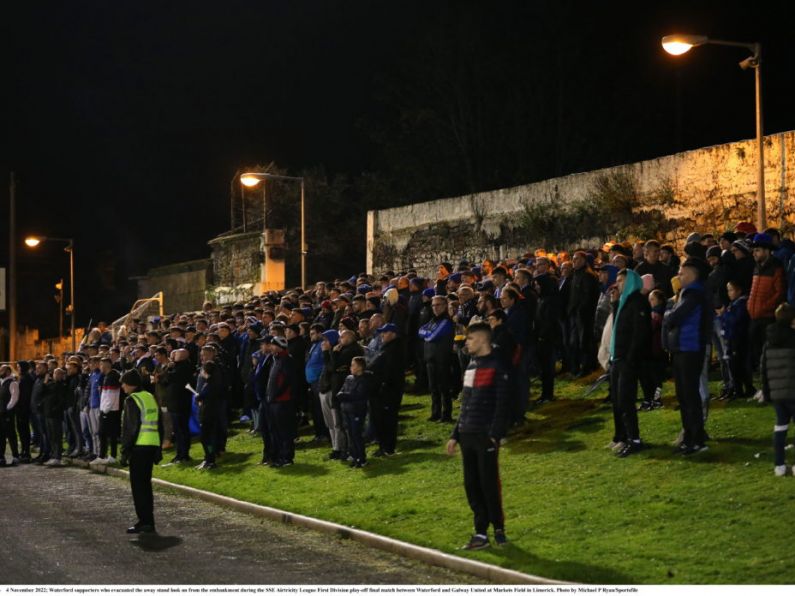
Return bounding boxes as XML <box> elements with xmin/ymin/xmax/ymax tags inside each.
<box><xmin>748</xmin><ymin>257</ymin><xmax>786</xmax><ymax>320</ymax></box>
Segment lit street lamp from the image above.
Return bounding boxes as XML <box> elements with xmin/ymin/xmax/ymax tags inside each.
<box><xmin>240</xmin><ymin>172</ymin><xmax>307</xmax><ymax>290</ymax></box>
<box><xmin>25</xmin><ymin>236</ymin><xmax>77</xmax><ymax>352</ymax></box>
<box><xmin>662</xmin><ymin>34</ymin><xmax>766</xmax><ymax>229</ymax></box>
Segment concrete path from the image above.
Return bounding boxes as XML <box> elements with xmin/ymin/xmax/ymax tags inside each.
<box><xmin>0</xmin><ymin>463</ymin><xmax>477</xmax><ymax>584</ymax></box>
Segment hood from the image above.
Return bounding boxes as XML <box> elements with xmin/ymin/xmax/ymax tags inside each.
<box><xmin>609</xmin><ymin>269</ymin><xmax>643</xmax><ymax>360</ymax></box>
<box><xmin>321</xmin><ymin>330</ymin><xmax>340</xmax><ymax>346</ymax></box>
<box><xmin>600</xmin><ymin>265</ymin><xmax>619</xmax><ymax>291</ymax></box>
<box><xmin>619</xmin><ymin>270</ymin><xmax>643</xmax><ymax>306</ymax></box>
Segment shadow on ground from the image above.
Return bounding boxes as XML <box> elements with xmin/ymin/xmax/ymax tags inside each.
<box><xmin>482</xmin><ymin>541</ymin><xmax>636</xmax><ymax>584</ymax></box>
<box><xmin>129</xmin><ymin>534</ymin><xmax>184</xmax><ymax>552</ymax></box>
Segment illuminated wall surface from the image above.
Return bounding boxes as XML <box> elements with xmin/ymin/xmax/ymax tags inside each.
<box><xmin>368</xmin><ymin>131</ymin><xmax>795</xmax><ymax>275</ymax></box>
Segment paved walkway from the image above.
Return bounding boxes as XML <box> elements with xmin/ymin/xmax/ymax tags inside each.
<box><xmin>0</xmin><ymin>463</ymin><xmax>476</xmax><ymax>584</ymax></box>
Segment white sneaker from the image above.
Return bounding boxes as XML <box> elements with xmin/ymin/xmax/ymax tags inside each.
<box><xmin>89</xmin><ymin>457</ymin><xmax>107</xmax><ymax>465</ymax></box>
<box><xmin>45</xmin><ymin>459</ymin><xmax>63</xmax><ymax>467</ymax></box>
<box><xmin>106</xmin><ymin>456</ymin><xmax>117</xmax><ymax>464</ymax></box>
<box><xmin>774</xmin><ymin>465</ymin><xmax>787</xmax><ymax>477</ymax></box>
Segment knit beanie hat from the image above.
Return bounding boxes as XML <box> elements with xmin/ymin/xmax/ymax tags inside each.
<box><xmin>706</xmin><ymin>246</ymin><xmax>722</xmax><ymax>260</ymax></box>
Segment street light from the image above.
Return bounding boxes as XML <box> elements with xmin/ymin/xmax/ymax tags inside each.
<box><xmin>662</xmin><ymin>33</ymin><xmax>766</xmax><ymax>229</ymax></box>
<box><xmin>24</xmin><ymin>236</ymin><xmax>77</xmax><ymax>352</ymax></box>
<box><xmin>239</xmin><ymin>172</ymin><xmax>307</xmax><ymax>290</ymax></box>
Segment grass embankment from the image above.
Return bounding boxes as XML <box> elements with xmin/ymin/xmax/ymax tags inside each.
<box><xmin>152</xmin><ymin>375</ymin><xmax>795</xmax><ymax>584</ymax></box>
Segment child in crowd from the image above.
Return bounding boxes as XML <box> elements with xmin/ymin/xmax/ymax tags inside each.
<box><xmin>720</xmin><ymin>280</ymin><xmax>754</xmax><ymax>399</ymax></box>
<box><xmin>336</xmin><ymin>356</ymin><xmax>373</xmax><ymax>468</ymax></box>
<box><xmin>760</xmin><ymin>303</ymin><xmax>795</xmax><ymax>476</ymax></box>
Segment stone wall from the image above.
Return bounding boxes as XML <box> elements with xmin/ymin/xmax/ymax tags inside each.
<box><xmin>136</xmin><ymin>259</ymin><xmax>212</xmax><ymax>314</ymax></box>
<box><xmin>367</xmin><ymin>131</ymin><xmax>795</xmax><ymax>276</ymax></box>
<box><xmin>206</xmin><ymin>231</ymin><xmax>264</xmax><ymax>305</ymax></box>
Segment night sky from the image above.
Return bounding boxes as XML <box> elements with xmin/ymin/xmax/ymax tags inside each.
<box><xmin>3</xmin><ymin>0</ymin><xmax>794</xmax><ymax>336</ymax></box>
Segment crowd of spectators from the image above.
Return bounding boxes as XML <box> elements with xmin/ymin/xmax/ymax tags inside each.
<box><xmin>1</xmin><ymin>221</ymin><xmax>795</xmax><ymax>475</ymax></box>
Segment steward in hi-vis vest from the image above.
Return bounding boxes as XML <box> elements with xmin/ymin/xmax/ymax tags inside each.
<box><xmin>120</xmin><ymin>369</ymin><xmax>163</xmax><ymax>535</ymax></box>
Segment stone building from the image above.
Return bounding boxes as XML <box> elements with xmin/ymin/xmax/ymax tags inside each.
<box><xmin>135</xmin><ymin>229</ymin><xmax>286</xmax><ymax>312</ymax></box>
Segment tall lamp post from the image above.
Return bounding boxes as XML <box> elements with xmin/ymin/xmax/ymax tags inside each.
<box><xmin>240</xmin><ymin>172</ymin><xmax>307</xmax><ymax>290</ymax></box>
<box><xmin>661</xmin><ymin>34</ymin><xmax>766</xmax><ymax>230</ymax></box>
<box><xmin>25</xmin><ymin>236</ymin><xmax>76</xmax><ymax>352</ymax></box>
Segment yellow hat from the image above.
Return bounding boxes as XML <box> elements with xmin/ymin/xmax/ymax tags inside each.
<box><xmin>671</xmin><ymin>275</ymin><xmax>681</xmax><ymax>295</ymax></box>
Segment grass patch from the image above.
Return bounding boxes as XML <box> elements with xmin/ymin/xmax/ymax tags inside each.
<box><xmin>151</xmin><ymin>374</ymin><xmax>795</xmax><ymax>584</ymax></box>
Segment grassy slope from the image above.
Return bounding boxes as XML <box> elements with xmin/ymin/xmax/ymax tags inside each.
<box><xmin>151</xmin><ymin>375</ymin><xmax>795</xmax><ymax>584</ymax></box>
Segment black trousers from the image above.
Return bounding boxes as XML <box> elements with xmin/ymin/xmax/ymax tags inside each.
<box><xmin>259</xmin><ymin>401</ymin><xmax>275</xmax><ymax>463</ymax></box>
<box><xmin>459</xmin><ymin>432</ymin><xmax>504</xmax><ymax>536</ymax></box>
<box><xmin>568</xmin><ymin>315</ymin><xmax>595</xmax><ymax>375</ymax></box>
<box><xmin>200</xmin><ymin>410</ymin><xmax>218</xmax><ymax>464</ymax></box>
<box><xmin>309</xmin><ymin>381</ymin><xmax>329</xmax><ymax>439</ymax></box>
<box><xmin>610</xmin><ymin>359</ymin><xmax>640</xmax><ymax>443</ymax></box>
<box><xmin>536</xmin><ymin>339</ymin><xmax>557</xmax><ymax>399</ymax></box>
<box><xmin>673</xmin><ymin>351</ymin><xmax>706</xmax><ymax>447</ymax></box>
<box><xmin>729</xmin><ymin>342</ymin><xmax>755</xmax><ymax>396</ymax></box>
<box><xmin>15</xmin><ymin>406</ymin><xmax>31</xmax><ymax>457</ymax></box>
<box><xmin>65</xmin><ymin>406</ymin><xmax>82</xmax><ymax>454</ymax></box>
<box><xmin>342</xmin><ymin>407</ymin><xmax>367</xmax><ymax>463</ymax></box>
<box><xmin>639</xmin><ymin>359</ymin><xmax>666</xmax><ymax>403</ymax></box>
<box><xmin>45</xmin><ymin>416</ymin><xmax>63</xmax><ymax>460</ymax></box>
<box><xmin>267</xmin><ymin>401</ymin><xmax>296</xmax><ymax>464</ymax></box>
<box><xmin>129</xmin><ymin>446</ymin><xmax>157</xmax><ymax>527</ymax></box>
<box><xmin>749</xmin><ymin>317</ymin><xmax>774</xmax><ymax>372</ymax></box>
<box><xmin>426</xmin><ymin>356</ymin><xmax>452</xmax><ymax>419</ymax></box>
<box><xmin>413</xmin><ymin>339</ymin><xmax>428</xmax><ymax>392</ymax></box>
<box><xmin>99</xmin><ymin>410</ymin><xmax>121</xmax><ymax>459</ymax></box>
<box><xmin>0</xmin><ymin>411</ymin><xmax>19</xmax><ymax>459</ymax></box>
<box><xmin>169</xmin><ymin>411</ymin><xmax>191</xmax><ymax>460</ymax></box>
<box><xmin>372</xmin><ymin>392</ymin><xmax>402</xmax><ymax>454</ymax></box>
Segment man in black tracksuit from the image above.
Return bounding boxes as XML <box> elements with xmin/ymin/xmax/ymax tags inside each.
<box><xmin>447</xmin><ymin>323</ymin><xmax>510</xmax><ymax>551</ymax></box>
<box><xmin>266</xmin><ymin>336</ymin><xmax>296</xmax><ymax>467</ymax></box>
<box><xmin>16</xmin><ymin>361</ymin><xmax>34</xmax><ymax>462</ymax></box>
<box><xmin>162</xmin><ymin>350</ymin><xmax>194</xmax><ymax>463</ymax></box>
<box><xmin>368</xmin><ymin>323</ymin><xmax>405</xmax><ymax>456</ymax></box>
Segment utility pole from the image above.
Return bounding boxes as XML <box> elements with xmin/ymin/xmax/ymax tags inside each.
<box><xmin>9</xmin><ymin>173</ymin><xmax>17</xmax><ymax>361</ymax></box>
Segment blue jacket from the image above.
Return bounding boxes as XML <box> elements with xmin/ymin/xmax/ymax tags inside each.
<box><xmin>418</xmin><ymin>315</ymin><xmax>454</xmax><ymax>362</ymax></box>
<box><xmin>88</xmin><ymin>369</ymin><xmax>102</xmax><ymax>409</ymax></box>
<box><xmin>662</xmin><ymin>281</ymin><xmax>712</xmax><ymax>353</ymax></box>
<box><xmin>418</xmin><ymin>316</ymin><xmax>453</xmax><ymax>343</ymax></box>
<box><xmin>305</xmin><ymin>340</ymin><xmax>324</xmax><ymax>384</ymax></box>
<box><xmin>719</xmin><ymin>295</ymin><xmax>750</xmax><ymax>351</ymax></box>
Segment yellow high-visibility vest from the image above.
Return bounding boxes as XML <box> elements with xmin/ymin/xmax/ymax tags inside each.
<box><xmin>129</xmin><ymin>391</ymin><xmax>160</xmax><ymax>447</ymax></box>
